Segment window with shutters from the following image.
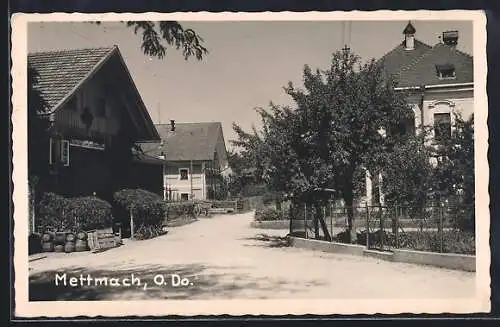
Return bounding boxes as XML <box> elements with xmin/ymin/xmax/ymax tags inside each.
<box><xmin>60</xmin><ymin>140</ymin><xmax>70</xmax><ymax>166</ymax></box>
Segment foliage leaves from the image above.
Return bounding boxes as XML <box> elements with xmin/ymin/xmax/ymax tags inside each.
<box><xmin>113</xmin><ymin>188</ymin><xmax>166</xmax><ymax>227</ymax></box>
<box><xmin>37</xmin><ymin>193</ymin><xmax>114</xmax><ymax>232</ymax></box>
<box><xmin>231</xmin><ymin>49</ymin><xmax>414</xmax><ymax>241</ymax></box>
<box><xmin>64</xmin><ymin>196</ymin><xmax>114</xmax><ymax>231</ymax></box>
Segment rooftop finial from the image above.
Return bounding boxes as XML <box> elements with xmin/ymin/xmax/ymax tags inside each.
<box><xmin>403</xmin><ymin>21</ymin><xmax>416</xmax><ymax>35</ymax></box>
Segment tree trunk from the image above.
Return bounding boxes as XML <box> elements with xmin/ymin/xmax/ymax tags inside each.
<box><xmin>316</xmin><ymin>203</ymin><xmax>332</xmax><ymax>241</ymax></box>
<box><xmin>313</xmin><ymin>204</ymin><xmax>320</xmax><ymax>239</ymax></box>
<box><xmin>344</xmin><ymin>188</ymin><xmax>357</xmax><ymax>243</ymax></box>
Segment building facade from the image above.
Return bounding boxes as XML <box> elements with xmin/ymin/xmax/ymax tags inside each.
<box><xmin>139</xmin><ymin>121</ymin><xmax>231</xmax><ymax>201</ymax></box>
<box><xmin>364</xmin><ymin>22</ymin><xmax>474</xmax><ymax>206</ymax></box>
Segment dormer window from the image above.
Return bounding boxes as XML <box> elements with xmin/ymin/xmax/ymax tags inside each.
<box><xmin>436</xmin><ymin>64</ymin><xmax>456</xmax><ymax>80</ymax></box>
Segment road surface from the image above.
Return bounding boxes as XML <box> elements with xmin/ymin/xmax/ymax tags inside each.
<box><xmin>29</xmin><ymin>211</ymin><xmax>476</xmax><ymax>300</ymax></box>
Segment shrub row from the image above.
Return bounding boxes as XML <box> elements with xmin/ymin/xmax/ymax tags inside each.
<box><xmin>113</xmin><ymin>189</ymin><xmax>165</xmax><ymax>228</ymax></box>
<box><xmin>254</xmin><ymin>205</ymin><xmax>284</xmax><ymax>221</ymax></box>
<box><xmin>37</xmin><ymin>193</ymin><xmax>113</xmax><ymax>232</ymax></box>
<box><xmin>37</xmin><ymin>188</ymin><xmax>169</xmax><ymax>234</ymax></box>
<box><xmin>165</xmin><ymin>201</ymin><xmax>197</xmax><ymax>220</ymax></box>
<box><xmin>333</xmin><ymin>229</ymin><xmax>475</xmax><ymax>255</ymax></box>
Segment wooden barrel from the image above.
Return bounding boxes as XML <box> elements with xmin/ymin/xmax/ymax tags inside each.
<box><xmin>66</xmin><ymin>233</ymin><xmax>76</xmax><ymax>242</ymax></box>
<box><xmin>64</xmin><ymin>241</ymin><xmax>75</xmax><ymax>253</ymax></box>
<box><xmin>54</xmin><ymin>244</ymin><xmax>64</xmax><ymax>253</ymax></box>
<box><xmin>75</xmin><ymin>239</ymin><xmax>88</xmax><ymax>252</ymax></box>
<box><xmin>41</xmin><ymin>242</ymin><xmax>54</xmax><ymax>252</ymax></box>
<box><xmin>76</xmin><ymin>232</ymin><xmax>87</xmax><ymax>240</ymax></box>
<box><xmin>41</xmin><ymin>233</ymin><xmax>52</xmax><ymax>243</ymax></box>
<box><xmin>54</xmin><ymin>232</ymin><xmax>66</xmax><ymax>245</ymax></box>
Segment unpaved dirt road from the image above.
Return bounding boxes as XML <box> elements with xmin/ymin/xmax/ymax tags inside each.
<box><xmin>29</xmin><ymin>212</ymin><xmax>475</xmax><ymax>300</ymax></box>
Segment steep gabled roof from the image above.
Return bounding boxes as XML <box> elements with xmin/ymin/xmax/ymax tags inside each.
<box><xmin>28</xmin><ymin>46</ymin><xmax>160</xmax><ymax>141</ymax></box>
<box><xmin>378</xmin><ymin>39</ymin><xmax>433</xmax><ymax>81</ymax></box>
<box><xmin>379</xmin><ymin>25</ymin><xmax>474</xmax><ymax>88</ymax></box>
<box><xmin>396</xmin><ymin>43</ymin><xmax>473</xmax><ymax>87</ymax></box>
<box><xmin>139</xmin><ymin>122</ymin><xmax>225</xmax><ymax>161</ymax></box>
<box><xmin>28</xmin><ymin>47</ymin><xmax>116</xmax><ymax>114</ymax></box>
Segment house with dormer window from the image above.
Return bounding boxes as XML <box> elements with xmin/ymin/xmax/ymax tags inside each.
<box><xmin>363</xmin><ymin>21</ymin><xmax>474</xmax><ymax>206</ymax></box>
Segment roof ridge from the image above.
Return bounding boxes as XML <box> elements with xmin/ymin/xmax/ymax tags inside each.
<box><xmin>28</xmin><ymin>45</ymin><xmax>117</xmax><ymax>56</ymax></box>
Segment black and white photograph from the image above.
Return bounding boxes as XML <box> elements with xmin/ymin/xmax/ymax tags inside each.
<box><xmin>12</xmin><ymin>11</ymin><xmax>489</xmax><ymax>317</ymax></box>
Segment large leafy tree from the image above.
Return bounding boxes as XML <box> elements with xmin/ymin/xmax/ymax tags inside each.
<box><xmin>284</xmin><ymin>50</ymin><xmax>413</xmax><ymax>242</ymax></box>
<box><xmin>233</xmin><ymin>49</ymin><xmax>413</xmax><ymax>242</ymax></box>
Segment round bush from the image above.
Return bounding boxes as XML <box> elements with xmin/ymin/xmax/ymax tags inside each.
<box><xmin>65</xmin><ymin>196</ymin><xmax>114</xmax><ymax>231</ymax></box>
<box><xmin>113</xmin><ymin>189</ymin><xmax>166</xmax><ymax>227</ymax></box>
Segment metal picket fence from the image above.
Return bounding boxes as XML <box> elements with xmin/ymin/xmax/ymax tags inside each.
<box><xmin>289</xmin><ymin>203</ymin><xmax>475</xmax><ymax>255</ymax></box>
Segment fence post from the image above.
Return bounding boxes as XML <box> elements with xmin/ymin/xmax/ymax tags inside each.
<box><xmin>439</xmin><ymin>203</ymin><xmax>444</xmax><ymax>253</ymax></box>
<box><xmin>234</xmin><ymin>200</ymin><xmax>238</xmax><ymax>213</ymax></box>
<box><xmin>330</xmin><ymin>204</ymin><xmax>333</xmax><ymax>242</ymax></box>
<box><xmin>380</xmin><ymin>206</ymin><xmax>384</xmax><ymax>251</ymax></box>
<box><xmin>304</xmin><ymin>203</ymin><xmax>307</xmax><ymax>239</ymax></box>
<box><xmin>130</xmin><ymin>207</ymin><xmax>134</xmax><ymax>240</ymax></box>
<box><xmin>365</xmin><ymin>203</ymin><xmax>370</xmax><ymax>249</ymax></box>
<box><xmin>394</xmin><ymin>205</ymin><xmax>399</xmax><ymax>249</ymax></box>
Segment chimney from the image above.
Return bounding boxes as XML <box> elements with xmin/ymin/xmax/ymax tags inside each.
<box><xmin>442</xmin><ymin>30</ymin><xmax>458</xmax><ymax>47</ymax></box>
<box><xmin>402</xmin><ymin>21</ymin><xmax>416</xmax><ymax>50</ymax></box>
<box><xmin>170</xmin><ymin>119</ymin><xmax>175</xmax><ymax>132</ymax></box>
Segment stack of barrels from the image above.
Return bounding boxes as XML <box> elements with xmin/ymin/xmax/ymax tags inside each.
<box><xmin>41</xmin><ymin>231</ymin><xmax>54</xmax><ymax>252</ymax></box>
<box><xmin>75</xmin><ymin>232</ymin><xmax>89</xmax><ymax>252</ymax></box>
<box><xmin>40</xmin><ymin>231</ymin><xmax>89</xmax><ymax>253</ymax></box>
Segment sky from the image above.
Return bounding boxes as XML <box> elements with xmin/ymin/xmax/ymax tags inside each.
<box><xmin>28</xmin><ymin>20</ymin><xmax>473</xmax><ymax>150</ymax></box>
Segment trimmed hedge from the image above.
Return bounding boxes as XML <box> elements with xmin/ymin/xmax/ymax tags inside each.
<box><xmin>37</xmin><ymin>192</ymin><xmax>114</xmax><ymax>232</ymax></box>
<box><xmin>255</xmin><ymin>206</ymin><xmax>282</xmax><ymax>221</ymax></box>
<box><xmin>113</xmin><ymin>189</ymin><xmax>166</xmax><ymax>227</ymax></box>
<box><xmin>65</xmin><ymin>196</ymin><xmax>113</xmax><ymax>231</ymax></box>
<box><xmin>165</xmin><ymin>201</ymin><xmax>197</xmax><ymax>220</ymax></box>
<box><xmin>334</xmin><ymin>229</ymin><xmax>475</xmax><ymax>255</ymax></box>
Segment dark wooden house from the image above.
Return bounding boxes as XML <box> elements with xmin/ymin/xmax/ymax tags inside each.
<box><xmin>28</xmin><ymin>46</ymin><xmax>162</xmax><ymax>206</ymax></box>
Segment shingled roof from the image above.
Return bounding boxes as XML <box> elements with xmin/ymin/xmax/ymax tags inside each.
<box><xmin>379</xmin><ymin>25</ymin><xmax>473</xmax><ymax>88</ymax></box>
<box><xmin>28</xmin><ymin>47</ymin><xmax>116</xmax><ymax>113</ymax></box>
<box><xmin>379</xmin><ymin>39</ymin><xmax>433</xmax><ymax>81</ymax></box>
<box><xmin>138</xmin><ymin>122</ymin><xmax>225</xmax><ymax>161</ymax></box>
<box><xmin>28</xmin><ymin>46</ymin><xmax>160</xmax><ymax>141</ymax></box>
<box><xmin>396</xmin><ymin>43</ymin><xmax>473</xmax><ymax>87</ymax></box>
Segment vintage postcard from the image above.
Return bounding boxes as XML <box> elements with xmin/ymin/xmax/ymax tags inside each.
<box><xmin>12</xmin><ymin>10</ymin><xmax>490</xmax><ymax>317</ymax></box>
